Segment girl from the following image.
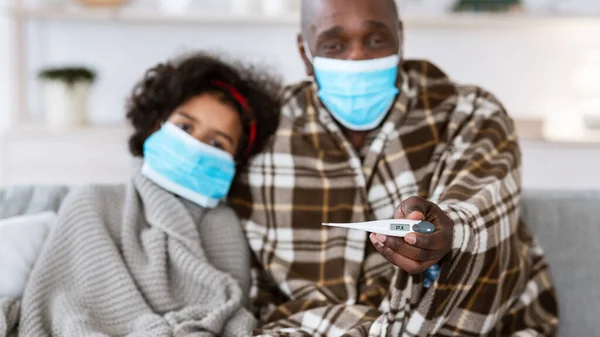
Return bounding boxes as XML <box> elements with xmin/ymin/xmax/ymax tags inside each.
<box><xmin>3</xmin><ymin>52</ymin><xmax>281</xmax><ymax>337</ymax></box>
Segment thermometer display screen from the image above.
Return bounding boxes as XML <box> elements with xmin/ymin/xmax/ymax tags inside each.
<box><xmin>390</xmin><ymin>224</ymin><xmax>410</xmax><ymax>231</ymax></box>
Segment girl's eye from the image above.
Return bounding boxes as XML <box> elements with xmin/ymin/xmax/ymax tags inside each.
<box><xmin>208</xmin><ymin>139</ymin><xmax>225</xmax><ymax>150</ymax></box>
<box><xmin>176</xmin><ymin>123</ymin><xmax>193</xmax><ymax>134</ymax></box>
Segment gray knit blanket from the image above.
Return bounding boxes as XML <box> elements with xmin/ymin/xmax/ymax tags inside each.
<box><xmin>0</xmin><ymin>172</ymin><xmax>255</xmax><ymax>337</ymax></box>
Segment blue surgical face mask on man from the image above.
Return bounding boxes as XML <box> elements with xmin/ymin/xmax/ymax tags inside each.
<box><xmin>141</xmin><ymin>122</ymin><xmax>236</xmax><ymax>209</ymax></box>
<box><xmin>304</xmin><ymin>41</ymin><xmax>400</xmax><ymax>131</ymax></box>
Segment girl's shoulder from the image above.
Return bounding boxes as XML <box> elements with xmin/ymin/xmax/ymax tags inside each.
<box><xmin>60</xmin><ymin>184</ymin><xmax>127</xmax><ymax>215</ymax></box>
<box><xmin>202</xmin><ymin>203</ymin><xmax>240</xmax><ymax>226</ymax></box>
<box><xmin>197</xmin><ymin>203</ymin><xmax>248</xmax><ymax>255</ymax></box>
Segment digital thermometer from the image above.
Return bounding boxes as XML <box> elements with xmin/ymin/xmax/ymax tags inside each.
<box><xmin>322</xmin><ymin>219</ymin><xmax>435</xmax><ymax>237</ymax></box>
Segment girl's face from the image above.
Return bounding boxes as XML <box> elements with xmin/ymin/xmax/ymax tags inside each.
<box><xmin>167</xmin><ymin>93</ymin><xmax>243</xmax><ymax>157</ymax></box>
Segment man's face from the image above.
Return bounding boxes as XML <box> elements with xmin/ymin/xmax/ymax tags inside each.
<box><xmin>298</xmin><ymin>0</ymin><xmax>402</xmax><ymax>74</ymax></box>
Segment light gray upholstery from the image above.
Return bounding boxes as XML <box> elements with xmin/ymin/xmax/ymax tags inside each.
<box><xmin>521</xmin><ymin>190</ymin><xmax>600</xmax><ymax>337</ymax></box>
<box><xmin>0</xmin><ymin>185</ymin><xmax>70</xmax><ymax>219</ymax></box>
<box><xmin>1</xmin><ymin>186</ymin><xmax>598</xmax><ymax>336</ymax></box>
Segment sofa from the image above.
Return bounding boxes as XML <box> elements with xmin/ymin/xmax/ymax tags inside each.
<box><xmin>520</xmin><ymin>190</ymin><xmax>600</xmax><ymax>337</ymax></box>
<box><xmin>1</xmin><ymin>186</ymin><xmax>598</xmax><ymax>336</ymax></box>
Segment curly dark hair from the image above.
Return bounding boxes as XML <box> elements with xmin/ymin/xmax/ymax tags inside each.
<box><xmin>126</xmin><ymin>51</ymin><xmax>282</xmax><ymax>166</ymax></box>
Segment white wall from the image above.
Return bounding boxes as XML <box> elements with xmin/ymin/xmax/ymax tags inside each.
<box><xmin>0</xmin><ymin>1</ymin><xmax>12</xmax><ymax>131</ymax></box>
<box><xmin>406</xmin><ymin>22</ymin><xmax>600</xmax><ymax>118</ymax></box>
<box><xmin>19</xmin><ymin>19</ymin><xmax>600</xmax><ymax>125</ymax></box>
<box><xmin>3</xmin><ymin>8</ymin><xmax>600</xmax><ymax>189</ymax></box>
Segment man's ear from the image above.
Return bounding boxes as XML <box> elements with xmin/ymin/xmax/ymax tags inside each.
<box><xmin>396</xmin><ymin>20</ymin><xmax>405</xmax><ymax>88</ymax></box>
<box><xmin>397</xmin><ymin>20</ymin><xmax>405</xmax><ymax>62</ymax></box>
<box><xmin>297</xmin><ymin>33</ymin><xmax>314</xmax><ymax>76</ymax></box>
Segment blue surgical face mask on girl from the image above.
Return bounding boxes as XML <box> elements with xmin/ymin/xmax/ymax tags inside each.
<box><xmin>304</xmin><ymin>41</ymin><xmax>400</xmax><ymax>131</ymax></box>
<box><xmin>141</xmin><ymin>122</ymin><xmax>236</xmax><ymax>209</ymax></box>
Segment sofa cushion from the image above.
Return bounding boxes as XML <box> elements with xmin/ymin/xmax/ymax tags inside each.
<box><xmin>521</xmin><ymin>190</ymin><xmax>600</xmax><ymax>337</ymax></box>
<box><xmin>0</xmin><ymin>186</ymin><xmax>69</xmax><ymax>220</ymax></box>
<box><xmin>0</xmin><ymin>212</ymin><xmax>57</xmax><ymax>299</ymax></box>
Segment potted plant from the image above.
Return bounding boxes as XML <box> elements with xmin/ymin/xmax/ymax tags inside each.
<box><xmin>453</xmin><ymin>0</ymin><xmax>522</xmax><ymax>12</ymax></box>
<box><xmin>38</xmin><ymin>66</ymin><xmax>96</xmax><ymax>128</ymax></box>
<box><xmin>76</xmin><ymin>0</ymin><xmax>131</xmax><ymax>8</ymax></box>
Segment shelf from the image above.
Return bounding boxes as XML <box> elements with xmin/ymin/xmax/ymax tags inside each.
<box><xmin>6</xmin><ymin>6</ymin><xmax>600</xmax><ymax>28</ymax></box>
<box><xmin>2</xmin><ymin>119</ymin><xmax>599</xmax><ymax>145</ymax></box>
<box><xmin>1</xmin><ymin>123</ymin><xmax>132</xmax><ymax>141</ymax></box>
<box><xmin>0</xmin><ymin>124</ymin><xmax>133</xmax><ymax>185</ymax></box>
<box><xmin>7</xmin><ymin>6</ymin><xmax>300</xmax><ymax>25</ymax></box>
<box><xmin>541</xmin><ymin>118</ymin><xmax>600</xmax><ymax>145</ymax></box>
<box><xmin>514</xmin><ymin>117</ymin><xmax>600</xmax><ymax>145</ymax></box>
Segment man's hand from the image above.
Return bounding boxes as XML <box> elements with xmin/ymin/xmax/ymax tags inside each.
<box><xmin>369</xmin><ymin>197</ymin><xmax>453</xmax><ymax>275</ymax></box>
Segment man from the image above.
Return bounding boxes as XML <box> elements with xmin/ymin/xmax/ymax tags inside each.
<box><xmin>228</xmin><ymin>0</ymin><xmax>558</xmax><ymax>335</ymax></box>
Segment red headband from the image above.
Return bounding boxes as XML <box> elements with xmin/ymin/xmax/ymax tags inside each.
<box><xmin>211</xmin><ymin>80</ymin><xmax>256</xmax><ymax>156</ymax></box>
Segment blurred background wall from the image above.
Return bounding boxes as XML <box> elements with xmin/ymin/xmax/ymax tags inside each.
<box><xmin>1</xmin><ymin>0</ymin><xmax>600</xmax><ymax>189</ymax></box>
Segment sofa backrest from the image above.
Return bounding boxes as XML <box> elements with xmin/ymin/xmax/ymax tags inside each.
<box><xmin>521</xmin><ymin>190</ymin><xmax>600</xmax><ymax>337</ymax></box>
<box><xmin>0</xmin><ymin>185</ymin><xmax>70</xmax><ymax>219</ymax></box>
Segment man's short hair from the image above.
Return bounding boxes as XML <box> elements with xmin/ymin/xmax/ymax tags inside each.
<box><xmin>301</xmin><ymin>0</ymin><xmax>399</xmax><ymax>37</ymax></box>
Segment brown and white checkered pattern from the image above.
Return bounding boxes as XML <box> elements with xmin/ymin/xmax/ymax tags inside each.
<box><xmin>229</xmin><ymin>60</ymin><xmax>558</xmax><ymax>337</ymax></box>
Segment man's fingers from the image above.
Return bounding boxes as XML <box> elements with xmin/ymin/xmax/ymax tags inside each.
<box><xmin>404</xmin><ymin>232</ymin><xmax>450</xmax><ymax>251</ymax></box>
<box><xmin>405</xmin><ymin>211</ymin><xmax>425</xmax><ymax>221</ymax></box>
<box><xmin>397</xmin><ymin>242</ymin><xmax>447</xmax><ymax>262</ymax></box>
<box><xmin>372</xmin><ymin>234</ymin><xmax>446</xmax><ymax>262</ymax></box>
<box><xmin>385</xmin><ymin>197</ymin><xmax>453</xmax><ymax>272</ymax></box>
<box><xmin>394</xmin><ymin>196</ymin><xmax>430</xmax><ymax>219</ymax></box>
<box><xmin>378</xmin><ymin>230</ymin><xmax>447</xmax><ymax>255</ymax></box>
<box><xmin>370</xmin><ymin>235</ymin><xmax>437</xmax><ymax>274</ymax></box>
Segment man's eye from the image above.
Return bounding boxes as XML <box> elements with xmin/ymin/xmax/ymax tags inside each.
<box><xmin>366</xmin><ymin>34</ymin><xmax>388</xmax><ymax>48</ymax></box>
<box><xmin>176</xmin><ymin>123</ymin><xmax>193</xmax><ymax>134</ymax></box>
<box><xmin>367</xmin><ymin>37</ymin><xmax>384</xmax><ymax>47</ymax></box>
<box><xmin>322</xmin><ymin>42</ymin><xmax>345</xmax><ymax>53</ymax></box>
<box><xmin>209</xmin><ymin>139</ymin><xmax>225</xmax><ymax>150</ymax></box>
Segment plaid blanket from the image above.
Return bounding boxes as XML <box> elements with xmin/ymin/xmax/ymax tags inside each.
<box><xmin>229</xmin><ymin>60</ymin><xmax>558</xmax><ymax>336</ymax></box>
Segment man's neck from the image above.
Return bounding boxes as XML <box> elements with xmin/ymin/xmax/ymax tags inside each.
<box><xmin>343</xmin><ymin>128</ymin><xmax>369</xmax><ymax>150</ymax></box>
